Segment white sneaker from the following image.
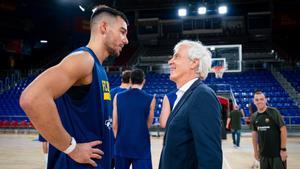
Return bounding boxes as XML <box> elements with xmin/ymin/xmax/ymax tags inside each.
<box><xmin>251</xmin><ymin>160</ymin><xmax>260</xmax><ymax>169</ymax></box>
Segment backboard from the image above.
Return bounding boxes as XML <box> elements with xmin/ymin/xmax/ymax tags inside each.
<box><xmin>206</xmin><ymin>44</ymin><xmax>242</xmax><ymax>73</ymax></box>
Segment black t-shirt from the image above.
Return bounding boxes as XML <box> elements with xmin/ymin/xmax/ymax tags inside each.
<box><xmin>250</xmin><ymin>107</ymin><xmax>285</xmax><ymax>157</ymax></box>
<box><xmin>229</xmin><ymin>110</ymin><xmax>243</xmax><ymax>130</ymax></box>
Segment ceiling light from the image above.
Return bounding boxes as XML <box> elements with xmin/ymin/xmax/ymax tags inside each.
<box><xmin>198</xmin><ymin>7</ymin><xmax>206</xmax><ymax>15</ymax></box>
<box><xmin>79</xmin><ymin>5</ymin><xmax>85</xmax><ymax>12</ymax></box>
<box><xmin>178</xmin><ymin>8</ymin><xmax>187</xmax><ymax>17</ymax></box>
<box><xmin>218</xmin><ymin>5</ymin><xmax>227</xmax><ymax>14</ymax></box>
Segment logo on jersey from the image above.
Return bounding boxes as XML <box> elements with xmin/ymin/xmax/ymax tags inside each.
<box><xmin>102</xmin><ymin>80</ymin><xmax>111</xmax><ymax>100</ymax></box>
<box><xmin>105</xmin><ymin>118</ymin><xmax>112</xmax><ymax>130</ymax></box>
<box><xmin>265</xmin><ymin>118</ymin><xmax>270</xmax><ymax>123</ymax></box>
<box><xmin>257</xmin><ymin>126</ymin><xmax>270</xmax><ymax>131</ymax></box>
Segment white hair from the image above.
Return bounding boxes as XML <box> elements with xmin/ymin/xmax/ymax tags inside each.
<box><xmin>174</xmin><ymin>40</ymin><xmax>212</xmax><ymax>80</ymax></box>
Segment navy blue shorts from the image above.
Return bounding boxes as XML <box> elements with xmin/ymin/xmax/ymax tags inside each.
<box><xmin>115</xmin><ymin>156</ymin><xmax>152</xmax><ymax>169</ymax></box>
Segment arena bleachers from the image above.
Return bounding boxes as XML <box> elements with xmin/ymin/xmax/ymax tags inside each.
<box><xmin>206</xmin><ymin>70</ymin><xmax>296</xmax><ymax>112</ymax></box>
<box><xmin>281</xmin><ymin>69</ymin><xmax>300</xmax><ymax>92</ymax></box>
<box><xmin>0</xmin><ymin>75</ymin><xmax>35</xmax><ymax>128</ymax></box>
<box><xmin>107</xmin><ymin>70</ymin><xmax>300</xmax><ymax>125</ymax></box>
<box><xmin>205</xmin><ymin>70</ymin><xmax>300</xmax><ymax>125</ymax></box>
<box><xmin>0</xmin><ymin>70</ymin><xmax>300</xmax><ymax>128</ymax></box>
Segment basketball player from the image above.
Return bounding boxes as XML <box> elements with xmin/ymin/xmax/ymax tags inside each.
<box><xmin>20</xmin><ymin>5</ymin><xmax>129</xmax><ymax>169</ymax></box>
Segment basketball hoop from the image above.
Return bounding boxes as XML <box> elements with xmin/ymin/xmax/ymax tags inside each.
<box><xmin>212</xmin><ymin>66</ymin><xmax>225</xmax><ymax>79</ymax></box>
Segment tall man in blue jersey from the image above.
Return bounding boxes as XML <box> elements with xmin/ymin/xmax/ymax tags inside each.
<box><xmin>19</xmin><ymin>5</ymin><xmax>129</xmax><ymax>169</ymax></box>
<box><xmin>112</xmin><ymin>69</ymin><xmax>156</xmax><ymax>169</ymax></box>
<box><xmin>159</xmin><ymin>40</ymin><xmax>222</xmax><ymax>169</ymax></box>
<box><xmin>110</xmin><ymin>70</ymin><xmax>131</xmax><ymax>169</ymax></box>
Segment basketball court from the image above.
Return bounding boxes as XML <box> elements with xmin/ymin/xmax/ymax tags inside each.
<box><xmin>0</xmin><ymin>133</ymin><xmax>299</xmax><ymax>169</ymax></box>
<box><xmin>0</xmin><ymin>1</ymin><xmax>299</xmax><ymax>169</ymax></box>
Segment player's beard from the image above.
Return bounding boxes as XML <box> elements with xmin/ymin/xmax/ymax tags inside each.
<box><xmin>104</xmin><ymin>37</ymin><xmax>120</xmax><ymax>57</ymax></box>
<box><xmin>107</xmin><ymin>46</ymin><xmax>119</xmax><ymax>57</ymax></box>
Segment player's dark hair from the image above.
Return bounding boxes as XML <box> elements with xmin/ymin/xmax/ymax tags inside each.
<box><xmin>254</xmin><ymin>90</ymin><xmax>264</xmax><ymax>95</ymax></box>
<box><xmin>90</xmin><ymin>5</ymin><xmax>129</xmax><ymax>25</ymax></box>
<box><xmin>121</xmin><ymin>70</ymin><xmax>131</xmax><ymax>83</ymax></box>
<box><xmin>131</xmin><ymin>69</ymin><xmax>144</xmax><ymax>85</ymax></box>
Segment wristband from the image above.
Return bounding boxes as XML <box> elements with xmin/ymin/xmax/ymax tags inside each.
<box><xmin>280</xmin><ymin>148</ymin><xmax>287</xmax><ymax>151</ymax></box>
<box><xmin>63</xmin><ymin>137</ymin><xmax>76</xmax><ymax>154</ymax></box>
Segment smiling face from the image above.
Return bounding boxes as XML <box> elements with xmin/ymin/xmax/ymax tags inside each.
<box><xmin>253</xmin><ymin>92</ymin><xmax>267</xmax><ymax>112</ymax></box>
<box><xmin>104</xmin><ymin>16</ymin><xmax>128</xmax><ymax>57</ymax></box>
<box><xmin>168</xmin><ymin>44</ymin><xmax>198</xmax><ymax>87</ymax></box>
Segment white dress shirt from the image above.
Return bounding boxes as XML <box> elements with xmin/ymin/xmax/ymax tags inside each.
<box><xmin>172</xmin><ymin>78</ymin><xmax>198</xmax><ymax>110</ymax></box>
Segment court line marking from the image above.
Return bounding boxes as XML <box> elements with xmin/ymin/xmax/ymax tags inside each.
<box><xmin>224</xmin><ymin>155</ymin><xmax>232</xmax><ymax>169</ymax></box>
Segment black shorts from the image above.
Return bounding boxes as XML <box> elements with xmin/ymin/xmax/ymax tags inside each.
<box><xmin>260</xmin><ymin>156</ymin><xmax>286</xmax><ymax>169</ymax></box>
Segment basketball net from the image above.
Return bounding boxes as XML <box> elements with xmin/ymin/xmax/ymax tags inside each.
<box><xmin>212</xmin><ymin>66</ymin><xmax>225</xmax><ymax>79</ymax></box>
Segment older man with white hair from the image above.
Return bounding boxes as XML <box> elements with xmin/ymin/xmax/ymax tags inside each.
<box><xmin>159</xmin><ymin>40</ymin><xmax>223</xmax><ymax>169</ymax></box>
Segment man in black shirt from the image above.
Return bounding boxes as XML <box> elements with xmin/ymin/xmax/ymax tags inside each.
<box><xmin>226</xmin><ymin>105</ymin><xmax>244</xmax><ymax>148</ymax></box>
<box><xmin>250</xmin><ymin>90</ymin><xmax>287</xmax><ymax>169</ymax></box>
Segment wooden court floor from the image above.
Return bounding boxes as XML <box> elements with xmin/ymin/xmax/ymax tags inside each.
<box><xmin>0</xmin><ymin>133</ymin><xmax>299</xmax><ymax>169</ymax></box>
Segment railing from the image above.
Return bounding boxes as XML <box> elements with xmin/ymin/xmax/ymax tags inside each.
<box><xmin>283</xmin><ymin>116</ymin><xmax>300</xmax><ymax>128</ymax></box>
<box><xmin>0</xmin><ymin>70</ymin><xmax>22</xmax><ymax>93</ymax></box>
<box><xmin>0</xmin><ymin>115</ymin><xmax>29</xmax><ymax>121</ymax></box>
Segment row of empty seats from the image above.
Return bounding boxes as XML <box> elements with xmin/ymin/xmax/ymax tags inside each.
<box><xmin>0</xmin><ymin>120</ymin><xmax>33</xmax><ymax>128</ymax></box>
<box><xmin>0</xmin><ymin>70</ymin><xmax>300</xmax><ymax>128</ymax></box>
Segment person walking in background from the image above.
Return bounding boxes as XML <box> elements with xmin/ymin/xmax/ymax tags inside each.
<box><xmin>250</xmin><ymin>90</ymin><xmax>287</xmax><ymax>169</ymax></box>
<box><xmin>113</xmin><ymin>69</ymin><xmax>156</xmax><ymax>169</ymax></box>
<box><xmin>159</xmin><ymin>40</ymin><xmax>222</xmax><ymax>169</ymax></box>
<box><xmin>226</xmin><ymin>104</ymin><xmax>245</xmax><ymax>148</ymax></box>
<box><xmin>19</xmin><ymin>5</ymin><xmax>129</xmax><ymax>169</ymax></box>
<box><xmin>159</xmin><ymin>90</ymin><xmax>177</xmax><ymax>128</ymax></box>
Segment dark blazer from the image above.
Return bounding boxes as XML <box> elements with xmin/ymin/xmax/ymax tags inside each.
<box><xmin>159</xmin><ymin>79</ymin><xmax>222</xmax><ymax>169</ymax></box>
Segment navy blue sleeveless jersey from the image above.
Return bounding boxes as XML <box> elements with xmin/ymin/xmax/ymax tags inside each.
<box><xmin>48</xmin><ymin>47</ymin><xmax>112</xmax><ymax>169</ymax></box>
<box><xmin>109</xmin><ymin>86</ymin><xmax>128</xmax><ymax>158</ymax></box>
<box><xmin>110</xmin><ymin>87</ymin><xmax>127</xmax><ymax>101</ymax></box>
<box><xmin>166</xmin><ymin>90</ymin><xmax>177</xmax><ymax>110</ymax></box>
<box><xmin>114</xmin><ymin>88</ymin><xmax>153</xmax><ymax>159</ymax></box>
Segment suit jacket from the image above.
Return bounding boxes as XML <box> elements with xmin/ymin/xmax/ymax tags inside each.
<box><xmin>159</xmin><ymin>79</ymin><xmax>223</xmax><ymax>169</ymax></box>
